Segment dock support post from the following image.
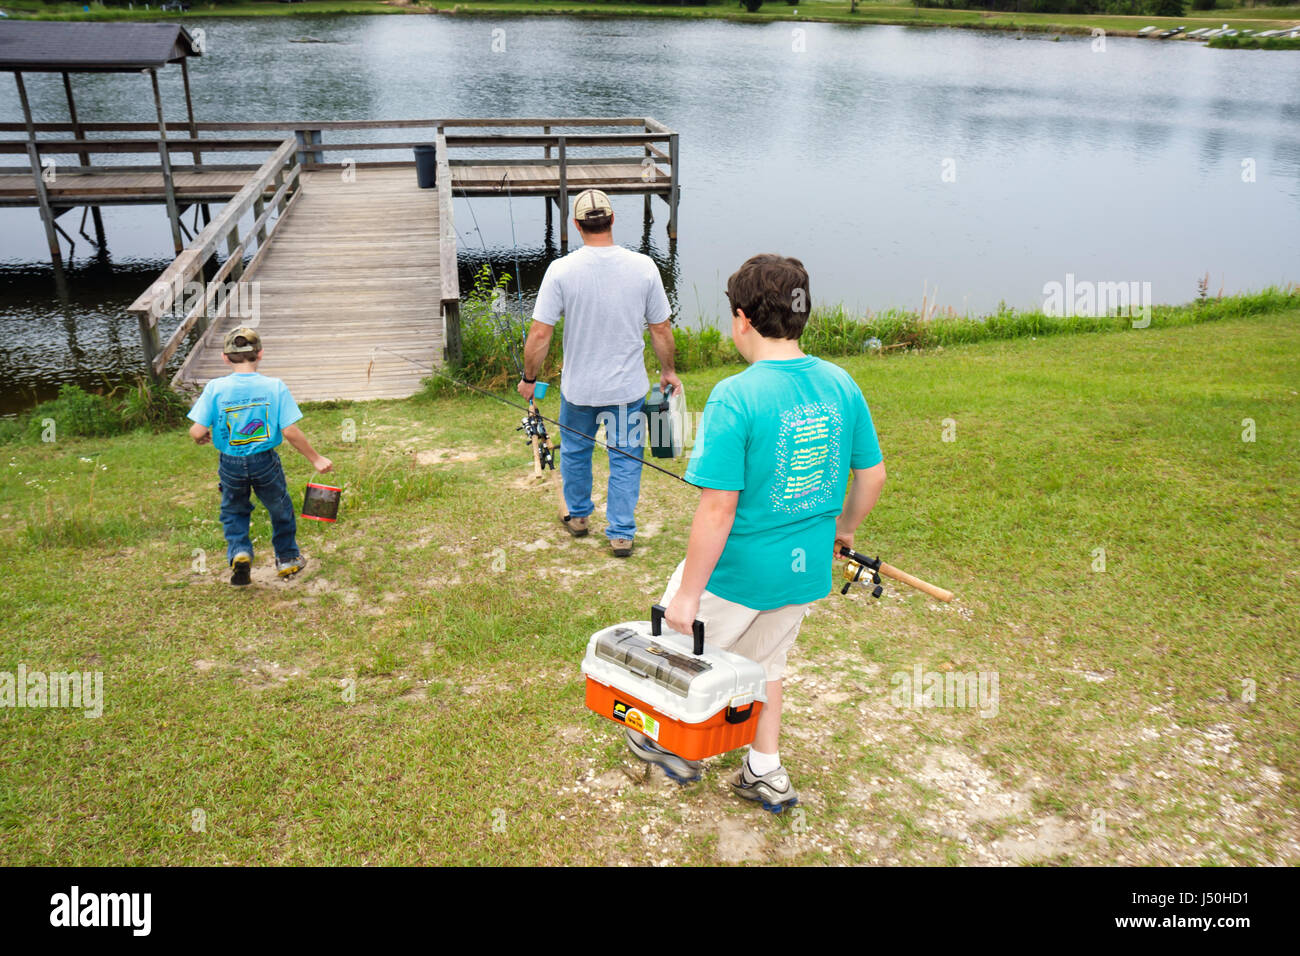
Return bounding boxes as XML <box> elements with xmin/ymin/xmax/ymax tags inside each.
<box><xmin>667</xmin><ymin>132</ymin><xmax>679</xmax><ymax>242</ymax></box>
<box><xmin>644</xmin><ymin>123</ymin><xmax>653</xmax><ymax>222</ymax></box>
<box><xmin>179</xmin><ymin>62</ymin><xmax>212</xmax><ymax>233</ymax></box>
<box><xmin>14</xmin><ymin>72</ymin><xmax>64</xmax><ymax>270</ymax></box>
<box><xmin>254</xmin><ymin>196</ymin><xmax>267</xmax><ymax>246</ymax></box>
<box><xmin>443</xmin><ymin>301</ymin><xmax>462</xmax><ymax>368</ymax></box>
<box><xmin>136</xmin><ymin>309</ymin><xmax>162</xmax><ymax>381</ymax></box>
<box><xmin>225</xmin><ymin>230</ymin><xmax>244</xmax><ymax>283</ymax></box>
<box><xmin>544</xmin><ymin>126</ymin><xmax>552</xmax><ymax>228</ymax></box>
<box><xmin>557</xmin><ymin>136</ymin><xmax>568</xmax><ymax>250</ymax></box>
<box><xmin>294</xmin><ymin>129</ymin><xmax>323</xmax><ymax>169</ymax></box>
<box><xmin>61</xmin><ymin>71</ymin><xmax>106</xmax><ymax>248</ymax></box>
<box><xmin>149</xmin><ymin>68</ymin><xmax>184</xmax><ymax>254</ymax></box>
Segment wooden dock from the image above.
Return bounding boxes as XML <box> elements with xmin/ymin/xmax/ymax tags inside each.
<box><xmin>5</xmin><ymin>117</ymin><xmax>680</xmax><ymax>403</ymax></box>
<box><xmin>174</xmin><ymin>166</ymin><xmax>444</xmax><ymax>402</ymax></box>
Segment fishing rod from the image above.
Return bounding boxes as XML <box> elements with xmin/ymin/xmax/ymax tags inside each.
<box><xmin>840</xmin><ymin>545</ymin><xmax>954</xmax><ymax>603</ymax></box>
<box><xmin>378</xmin><ymin>348</ymin><xmax>693</xmax><ymax>486</ymax></box>
<box><xmin>387</xmin><ymin>347</ymin><xmax>955</xmax><ymax>602</ymax></box>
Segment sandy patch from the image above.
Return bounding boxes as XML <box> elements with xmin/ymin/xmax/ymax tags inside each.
<box><xmin>715</xmin><ymin>816</ymin><xmax>768</xmax><ymax>864</ymax></box>
<box><xmin>416</xmin><ymin>448</ymin><xmax>480</xmax><ymax>466</ymax></box>
<box><xmin>991</xmin><ymin>816</ymin><xmax>1085</xmax><ymax>863</ymax></box>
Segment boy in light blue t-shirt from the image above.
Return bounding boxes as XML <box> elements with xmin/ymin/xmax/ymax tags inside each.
<box><xmin>629</xmin><ymin>255</ymin><xmax>887</xmax><ymax>812</ymax></box>
<box><xmin>187</xmin><ymin>327</ymin><xmax>333</xmax><ymax>586</ymax></box>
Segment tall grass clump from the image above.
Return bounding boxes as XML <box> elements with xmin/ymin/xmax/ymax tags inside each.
<box><xmin>2</xmin><ymin>378</ymin><xmax>191</xmax><ymax>446</ymax></box>
<box><xmin>22</xmin><ymin>384</ymin><xmax>124</xmax><ymax>443</ymax></box>
<box><xmin>441</xmin><ymin>265</ymin><xmax>563</xmax><ymax>391</ymax></box>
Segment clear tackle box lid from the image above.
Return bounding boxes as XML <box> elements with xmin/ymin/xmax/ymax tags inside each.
<box><xmin>581</xmin><ymin>620</ymin><xmax>768</xmax><ymax>725</ymax></box>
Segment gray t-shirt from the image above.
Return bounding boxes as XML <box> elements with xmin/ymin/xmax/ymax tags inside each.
<box><xmin>532</xmin><ymin>244</ymin><xmax>672</xmax><ymax>407</ymax></box>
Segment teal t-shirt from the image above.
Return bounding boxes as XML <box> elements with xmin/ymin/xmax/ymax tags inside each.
<box><xmin>684</xmin><ymin>356</ymin><xmax>883</xmax><ymax>610</ymax></box>
<box><xmin>187</xmin><ymin>372</ymin><xmax>302</xmax><ymax>456</ymax></box>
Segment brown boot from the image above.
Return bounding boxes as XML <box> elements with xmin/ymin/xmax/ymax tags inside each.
<box><xmin>561</xmin><ymin>513</ymin><xmax>589</xmax><ymax>537</ymax></box>
<box><xmin>610</xmin><ymin>537</ymin><xmax>634</xmax><ymax>558</ymax></box>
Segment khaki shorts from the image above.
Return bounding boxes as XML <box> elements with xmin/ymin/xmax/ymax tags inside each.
<box><xmin>659</xmin><ymin>560</ymin><xmax>809</xmax><ymax>681</ymax></box>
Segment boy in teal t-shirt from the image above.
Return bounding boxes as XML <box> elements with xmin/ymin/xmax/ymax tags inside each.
<box><xmin>629</xmin><ymin>255</ymin><xmax>887</xmax><ymax>811</ymax></box>
<box><xmin>187</xmin><ymin>327</ymin><xmax>333</xmax><ymax>586</ymax></box>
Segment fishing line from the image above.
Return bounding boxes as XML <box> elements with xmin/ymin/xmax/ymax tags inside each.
<box><xmin>455</xmin><ymin>180</ymin><xmax>528</xmax><ymax>377</ymax></box>
<box><xmin>503</xmin><ymin>175</ymin><xmax>528</xmax><ymax>314</ymax></box>
<box><xmin>377</xmin><ymin>347</ymin><xmax>693</xmax><ymax>487</ymax></box>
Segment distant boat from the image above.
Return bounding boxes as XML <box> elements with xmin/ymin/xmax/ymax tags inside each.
<box><xmin>1138</xmin><ymin>26</ymin><xmax>1159</xmax><ymax>36</ymax></box>
<box><xmin>1185</xmin><ymin>27</ymin><xmax>1212</xmax><ymax>38</ymax></box>
<box><xmin>1158</xmin><ymin>26</ymin><xmax>1186</xmax><ymax>39</ymax></box>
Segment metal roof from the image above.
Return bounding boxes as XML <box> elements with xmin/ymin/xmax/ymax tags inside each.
<box><xmin>0</xmin><ymin>21</ymin><xmax>200</xmax><ymax>73</ymax></box>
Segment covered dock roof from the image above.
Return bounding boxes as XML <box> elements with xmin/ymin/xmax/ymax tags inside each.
<box><xmin>0</xmin><ymin>21</ymin><xmax>200</xmax><ymax>73</ymax></box>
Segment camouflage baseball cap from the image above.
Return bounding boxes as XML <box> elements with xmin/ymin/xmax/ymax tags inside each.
<box><xmin>223</xmin><ymin>326</ymin><xmax>262</xmax><ymax>356</ymax></box>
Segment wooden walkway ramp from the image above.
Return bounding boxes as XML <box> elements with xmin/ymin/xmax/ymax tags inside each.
<box><xmin>176</xmin><ymin>167</ymin><xmax>443</xmax><ymax>402</ymax></box>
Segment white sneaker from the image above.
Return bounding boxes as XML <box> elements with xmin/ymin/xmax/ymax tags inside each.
<box><xmin>730</xmin><ymin>757</ymin><xmax>799</xmax><ymax>813</ymax></box>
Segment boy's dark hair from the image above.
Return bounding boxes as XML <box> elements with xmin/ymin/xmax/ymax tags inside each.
<box><xmin>576</xmin><ymin>212</ymin><xmax>612</xmax><ymax>235</ymax></box>
<box><xmin>726</xmin><ymin>254</ymin><xmax>811</xmax><ymax>340</ymax></box>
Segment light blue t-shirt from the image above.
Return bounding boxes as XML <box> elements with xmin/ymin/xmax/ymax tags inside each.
<box><xmin>684</xmin><ymin>356</ymin><xmax>883</xmax><ymax>610</ymax></box>
<box><xmin>187</xmin><ymin>372</ymin><xmax>302</xmax><ymax>456</ymax></box>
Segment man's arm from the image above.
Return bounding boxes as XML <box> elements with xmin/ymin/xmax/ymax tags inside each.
<box><xmin>282</xmin><ymin>424</ymin><xmax>332</xmax><ymax>473</ymax></box>
<box><xmin>647</xmin><ymin>320</ymin><xmax>683</xmax><ymax>395</ymax></box>
<box><xmin>517</xmin><ymin>320</ymin><xmax>555</xmax><ymax>401</ymax></box>
<box><xmin>834</xmin><ymin>462</ymin><xmax>886</xmax><ymax>557</ymax></box>
<box><xmin>664</xmin><ymin>488</ymin><xmax>738</xmax><ymax>635</ymax></box>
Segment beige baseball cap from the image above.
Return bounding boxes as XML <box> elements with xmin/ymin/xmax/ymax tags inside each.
<box><xmin>223</xmin><ymin>326</ymin><xmax>262</xmax><ymax>356</ymax></box>
<box><xmin>572</xmin><ymin>188</ymin><xmax>613</xmax><ymax>221</ymax></box>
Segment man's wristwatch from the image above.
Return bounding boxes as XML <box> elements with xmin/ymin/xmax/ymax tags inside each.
<box><xmin>522</xmin><ymin>374</ymin><xmax>536</xmax><ymax>384</ymax></box>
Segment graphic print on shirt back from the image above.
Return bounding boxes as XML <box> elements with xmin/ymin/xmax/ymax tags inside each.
<box><xmin>770</xmin><ymin>402</ymin><xmax>842</xmax><ymax>513</ymax></box>
<box><xmin>223</xmin><ymin>401</ymin><xmax>271</xmax><ymax>447</ymax></box>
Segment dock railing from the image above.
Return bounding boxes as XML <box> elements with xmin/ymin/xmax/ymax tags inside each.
<box><xmin>125</xmin><ymin>138</ymin><xmax>300</xmax><ymax>379</ymax></box>
<box><xmin>3</xmin><ymin>117</ymin><xmax>678</xmax><ymax>376</ymax></box>
<box><xmin>0</xmin><ymin>115</ymin><xmax>679</xmax><ymax>241</ymax></box>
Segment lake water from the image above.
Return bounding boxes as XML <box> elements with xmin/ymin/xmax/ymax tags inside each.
<box><xmin>2</xmin><ymin>16</ymin><xmax>1298</xmax><ymax>411</ymax></box>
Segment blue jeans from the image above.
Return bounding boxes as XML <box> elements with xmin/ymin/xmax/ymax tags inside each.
<box><xmin>217</xmin><ymin>449</ymin><xmax>299</xmax><ymax>564</ymax></box>
<box><xmin>559</xmin><ymin>396</ymin><xmax>645</xmax><ymax>540</ymax></box>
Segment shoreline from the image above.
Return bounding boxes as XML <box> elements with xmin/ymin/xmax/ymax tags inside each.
<box><xmin>4</xmin><ymin>2</ymin><xmax>1298</xmax><ymax>45</ymax></box>
<box><xmin>2</xmin><ymin>286</ymin><xmax>1295</xmax><ymax>420</ymax></box>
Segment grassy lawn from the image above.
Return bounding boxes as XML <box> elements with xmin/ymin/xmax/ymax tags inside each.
<box><xmin>1</xmin><ymin>304</ymin><xmax>1296</xmax><ymax>865</ymax></box>
<box><xmin>6</xmin><ymin>0</ymin><xmax>1297</xmax><ymax>39</ymax></box>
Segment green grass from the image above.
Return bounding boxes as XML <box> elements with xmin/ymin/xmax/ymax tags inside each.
<box><xmin>6</xmin><ymin>0</ymin><xmax>1297</xmax><ymax>42</ymax></box>
<box><xmin>1</xmin><ymin>301</ymin><xmax>1296</xmax><ymax>864</ymax></box>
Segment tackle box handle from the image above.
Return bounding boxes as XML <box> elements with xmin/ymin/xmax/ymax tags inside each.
<box><xmin>725</xmin><ymin>701</ymin><xmax>756</xmax><ymax>724</ymax></box>
<box><xmin>651</xmin><ymin>604</ymin><xmax>705</xmax><ymax>656</ymax></box>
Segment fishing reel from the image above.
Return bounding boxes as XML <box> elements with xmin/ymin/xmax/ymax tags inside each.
<box><xmin>517</xmin><ymin>407</ymin><xmax>555</xmax><ymax>470</ymax></box>
<box><xmin>840</xmin><ymin>545</ymin><xmax>883</xmax><ymax>599</ymax></box>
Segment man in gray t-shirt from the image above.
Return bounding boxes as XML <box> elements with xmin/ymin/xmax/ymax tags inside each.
<box><xmin>517</xmin><ymin>189</ymin><xmax>680</xmax><ymax>557</ymax></box>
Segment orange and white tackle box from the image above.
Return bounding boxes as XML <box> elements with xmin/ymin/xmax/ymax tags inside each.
<box><xmin>581</xmin><ymin>605</ymin><xmax>768</xmax><ymax>761</ymax></box>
